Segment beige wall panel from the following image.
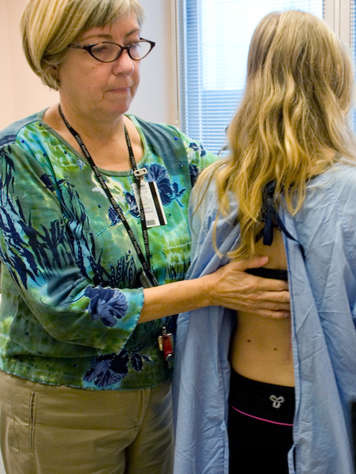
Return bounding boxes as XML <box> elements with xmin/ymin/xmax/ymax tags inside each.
<box><xmin>0</xmin><ymin>0</ymin><xmax>58</xmax><ymax>129</ymax></box>
<box><xmin>0</xmin><ymin>0</ymin><xmax>177</xmax><ymax>130</ymax></box>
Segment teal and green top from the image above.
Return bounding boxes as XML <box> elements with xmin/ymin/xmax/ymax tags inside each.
<box><xmin>0</xmin><ymin>111</ymin><xmax>216</xmax><ymax>390</ymax></box>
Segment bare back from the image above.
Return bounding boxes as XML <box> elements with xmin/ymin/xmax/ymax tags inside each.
<box><xmin>230</xmin><ymin>230</ymin><xmax>294</xmax><ymax>386</ymax></box>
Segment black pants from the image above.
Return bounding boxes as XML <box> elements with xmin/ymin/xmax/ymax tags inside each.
<box><xmin>228</xmin><ymin>371</ymin><xmax>294</xmax><ymax>473</ymax></box>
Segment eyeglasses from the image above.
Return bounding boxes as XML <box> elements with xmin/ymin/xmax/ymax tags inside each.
<box><xmin>69</xmin><ymin>38</ymin><xmax>156</xmax><ymax>63</ymax></box>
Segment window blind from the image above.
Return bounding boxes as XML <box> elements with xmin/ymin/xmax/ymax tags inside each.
<box><xmin>179</xmin><ymin>0</ymin><xmax>324</xmax><ymax>154</ymax></box>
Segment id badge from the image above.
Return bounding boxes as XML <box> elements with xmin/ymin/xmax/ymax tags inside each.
<box><xmin>133</xmin><ymin>180</ymin><xmax>167</xmax><ymax>228</ymax></box>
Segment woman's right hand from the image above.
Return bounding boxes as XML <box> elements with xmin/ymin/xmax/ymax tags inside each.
<box><xmin>141</xmin><ymin>256</ymin><xmax>290</xmax><ymax>323</ymax></box>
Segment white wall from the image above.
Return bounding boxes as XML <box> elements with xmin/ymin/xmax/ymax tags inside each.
<box><xmin>131</xmin><ymin>0</ymin><xmax>179</xmax><ymax>125</ymax></box>
<box><xmin>0</xmin><ymin>0</ymin><xmax>178</xmax><ymax>130</ymax></box>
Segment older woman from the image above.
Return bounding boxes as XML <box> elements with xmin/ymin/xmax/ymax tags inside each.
<box><xmin>0</xmin><ymin>1</ymin><xmax>289</xmax><ymax>473</ymax></box>
<box><xmin>174</xmin><ymin>10</ymin><xmax>356</xmax><ymax>474</ymax></box>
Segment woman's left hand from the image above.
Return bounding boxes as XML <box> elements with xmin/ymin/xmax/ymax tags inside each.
<box><xmin>203</xmin><ymin>256</ymin><xmax>290</xmax><ymax>319</ymax></box>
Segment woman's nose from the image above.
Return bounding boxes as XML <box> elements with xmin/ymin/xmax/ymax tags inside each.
<box><xmin>111</xmin><ymin>50</ymin><xmax>135</xmax><ymax>75</ymax></box>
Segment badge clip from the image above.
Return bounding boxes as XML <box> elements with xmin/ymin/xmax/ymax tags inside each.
<box><xmin>134</xmin><ymin>168</ymin><xmax>148</xmax><ymax>178</ymax></box>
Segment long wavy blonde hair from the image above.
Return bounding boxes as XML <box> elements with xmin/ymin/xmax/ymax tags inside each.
<box><xmin>197</xmin><ymin>10</ymin><xmax>355</xmax><ymax>259</ymax></box>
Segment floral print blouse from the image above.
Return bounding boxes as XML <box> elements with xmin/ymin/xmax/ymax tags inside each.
<box><xmin>0</xmin><ymin>111</ymin><xmax>216</xmax><ymax>390</ymax></box>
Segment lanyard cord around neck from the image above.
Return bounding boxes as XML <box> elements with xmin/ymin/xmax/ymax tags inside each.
<box><xmin>58</xmin><ymin>105</ymin><xmax>158</xmax><ymax>287</ymax></box>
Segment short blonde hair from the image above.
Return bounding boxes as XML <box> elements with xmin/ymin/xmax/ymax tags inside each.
<box><xmin>197</xmin><ymin>10</ymin><xmax>355</xmax><ymax>259</ymax></box>
<box><xmin>21</xmin><ymin>0</ymin><xmax>144</xmax><ymax>90</ymax></box>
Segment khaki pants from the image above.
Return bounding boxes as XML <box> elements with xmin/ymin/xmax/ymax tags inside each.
<box><xmin>0</xmin><ymin>371</ymin><xmax>173</xmax><ymax>474</ymax></box>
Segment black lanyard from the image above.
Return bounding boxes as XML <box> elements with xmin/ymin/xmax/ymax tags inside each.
<box><xmin>58</xmin><ymin>105</ymin><xmax>158</xmax><ymax>287</ymax></box>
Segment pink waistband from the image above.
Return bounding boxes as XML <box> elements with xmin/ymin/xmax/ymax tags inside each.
<box><xmin>231</xmin><ymin>406</ymin><xmax>293</xmax><ymax>427</ymax></box>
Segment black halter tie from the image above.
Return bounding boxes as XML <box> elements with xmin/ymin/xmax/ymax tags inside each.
<box><xmin>256</xmin><ymin>181</ymin><xmax>305</xmax><ymax>258</ymax></box>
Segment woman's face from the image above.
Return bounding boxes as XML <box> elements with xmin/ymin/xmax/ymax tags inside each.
<box><xmin>58</xmin><ymin>13</ymin><xmax>141</xmax><ymax>121</ymax></box>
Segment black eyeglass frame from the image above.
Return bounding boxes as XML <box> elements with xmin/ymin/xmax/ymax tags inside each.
<box><xmin>69</xmin><ymin>37</ymin><xmax>156</xmax><ymax>63</ymax></box>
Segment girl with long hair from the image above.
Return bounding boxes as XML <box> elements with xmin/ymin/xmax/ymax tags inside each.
<box><xmin>174</xmin><ymin>10</ymin><xmax>356</xmax><ymax>474</ymax></box>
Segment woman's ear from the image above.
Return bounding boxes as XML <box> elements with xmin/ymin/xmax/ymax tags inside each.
<box><xmin>43</xmin><ymin>63</ymin><xmax>60</xmax><ymax>90</ymax></box>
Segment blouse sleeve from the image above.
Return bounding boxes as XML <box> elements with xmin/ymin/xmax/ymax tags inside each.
<box><xmin>0</xmin><ymin>140</ymin><xmax>143</xmax><ymax>355</ymax></box>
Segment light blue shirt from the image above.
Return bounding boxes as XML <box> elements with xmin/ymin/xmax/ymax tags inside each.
<box><xmin>173</xmin><ymin>163</ymin><xmax>356</xmax><ymax>474</ymax></box>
